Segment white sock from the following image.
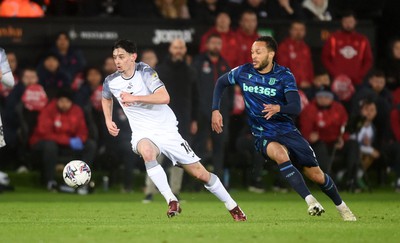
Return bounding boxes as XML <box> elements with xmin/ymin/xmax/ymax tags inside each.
<box><xmin>204</xmin><ymin>173</ymin><xmax>237</xmax><ymax>210</ymax></box>
<box><xmin>336</xmin><ymin>201</ymin><xmax>347</xmax><ymax>210</ymax></box>
<box><xmin>305</xmin><ymin>194</ymin><xmax>317</xmax><ymax>205</ymax></box>
<box><xmin>146</xmin><ymin>164</ymin><xmax>177</xmax><ymax>203</ymax></box>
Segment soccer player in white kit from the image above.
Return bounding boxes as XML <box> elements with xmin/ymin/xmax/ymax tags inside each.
<box><xmin>0</xmin><ymin>48</ymin><xmax>15</xmax><ymax>148</ymax></box>
<box><xmin>101</xmin><ymin>39</ymin><xmax>246</xmax><ymax>221</ymax></box>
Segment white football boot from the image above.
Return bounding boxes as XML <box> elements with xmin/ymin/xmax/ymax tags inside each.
<box><xmin>336</xmin><ymin>202</ymin><xmax>357</xmax><ymax>221</ymax></box>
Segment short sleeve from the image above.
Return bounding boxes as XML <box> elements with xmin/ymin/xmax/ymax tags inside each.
<box><xmin>102</xmin><ymin>76</ymin><xmax>113</xmax><ymax>99</ymax></box>
<box><xmin>141</xmin><ymin>64</ymin><xmax>165</xmax><ymax>93</ymax></box>
<box><xmin>0</xmin><ymin>48</ymin><xmax>11</xmax><ymax>74</ymax></box>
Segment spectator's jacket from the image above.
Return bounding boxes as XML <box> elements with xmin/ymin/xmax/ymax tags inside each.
<box><xmin>390</xmin><ymin>105</ymin><xmax>400</xmax><ymax>142</ymax></box>
<box><xmin>192</xmin><ymin>52</ymin><xmax>233</xmax><ymax>120</ymax></box>
<box><xmin>156</xmin><ymin>57</ymin><xmax>199</xmax><ymax>139</ymax></box>
<box><xmin>277</xmin><ymin>37</ymin><xmax>314</xmax><ymax>87</ymax></box>
<box><xmin>236</xmin><ymin>28</ymin><xmax>259</xmax><ymax>65</ymax></box>
<box><xmin>29</xmin><ymin>99</ymin><xmax>88</xmax><ymax>146</ymax></box>
<box><xmin>199</xmin><ymin>27</ymin><xmax>240</xmax><ymax>68</ymax></box>
<box><xmin>49</xmin><ymin>46</ymin><xmax>87</xmax><ymax>81</ymax></box>
<box><xmin>322</xmin><ymin>30</ymin><xmax>373</xmax><ymax>86</ymax></box>
<box><xmin>300</xmin><ymin>99</ymin><xmax>348</xmax><ymax>143</ymax></box>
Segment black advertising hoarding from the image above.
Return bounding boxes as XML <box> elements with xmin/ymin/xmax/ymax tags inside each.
<box><xmin>0</xmin><ymin>18</ymin><xmax>375</xmax><ymax>66</ymax></box>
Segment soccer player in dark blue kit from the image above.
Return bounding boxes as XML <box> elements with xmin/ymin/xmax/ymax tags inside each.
<box><xmin>211</xmin><ymin>36</ymin><xmax>356</xmax><ymax>221</ymax></box>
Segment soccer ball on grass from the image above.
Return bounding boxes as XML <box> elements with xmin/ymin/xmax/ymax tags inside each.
<box><xmin>63</xmin><ymin>160</ymin><xmax>91</xmax><ymax>188</ymax></box>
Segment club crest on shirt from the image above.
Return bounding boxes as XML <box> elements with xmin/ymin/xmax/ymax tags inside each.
<box><xmin>268</xmin><ymin>78</ymin><xmax>277</xmax><ymax>85</ymax></box>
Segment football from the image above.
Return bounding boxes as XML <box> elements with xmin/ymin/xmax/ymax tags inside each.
<box><xmin>63</xmin><ymin>160</ymin><xmax>91</xmax><ymax>188</ymax></box>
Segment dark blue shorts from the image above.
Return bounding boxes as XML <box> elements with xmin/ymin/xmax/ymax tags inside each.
<box><xmin>254</xmin><ymin>129</ymin><xmax>319</xmax><ymax>167</ymax></box>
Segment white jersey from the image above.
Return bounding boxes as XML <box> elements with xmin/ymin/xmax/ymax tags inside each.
<box><xmin>0</xmin><ymin>48</ymin><xmax>11</xmax><ymax>74</ymax></box>
<box><xmin>102</xmin><ymin>62</ymin><xmax>178</xmax><ymax>135</ymax></box>
<box><xmin>102</xmin><ymin>62</ymin><xmax>199</xmax><ymax>164</ymax></box>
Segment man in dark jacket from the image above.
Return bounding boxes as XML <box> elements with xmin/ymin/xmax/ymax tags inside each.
<box><xmin>192</xmin><ymin>33</ymin><xmax>233</xmax><ymax>180</ymax></box>
<box><xmin>142</xmin><ymin>38</ymin><xmax>199</xmax><ymax>201</ymax></box>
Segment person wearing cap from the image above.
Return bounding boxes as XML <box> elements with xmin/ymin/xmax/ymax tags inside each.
<box><xmin>299</xmin><ymin>86</ymin><xmax>348</xmax><ymax>174</ymax></box>
<box><xmin>29</xmin><ymin>88</ymin><xmax>96</xmax><ymax>192</ymax></box>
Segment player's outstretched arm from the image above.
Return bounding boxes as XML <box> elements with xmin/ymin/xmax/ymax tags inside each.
<box><xmin>211</xmin><ymin>73</ymin><xmax>231</xmax><ymax>133</ymax></box>
<box><xmin>120</xmin><ymin>86</ymin><xmax>170</xmax><ymax>105</ymax></box>
<box><xmin>102</xmin><ymin>97</ymin><xmax>120</xmax><ymax>136</ymax></box>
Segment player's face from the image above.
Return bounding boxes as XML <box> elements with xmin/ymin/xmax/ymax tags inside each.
<box><xmin>290</xmin><ymin>23</ymin><xmax>306</xmax><ymax>41</ymax></box>
<box><xmin>251</xmin><ymin>41</ymin><xmax>274</xmax><ymax>72</ymax></box>
<box><xmin>113</xmin><ymin>48</ymin><xmax>136</xmax><ymax>74</ymax></box>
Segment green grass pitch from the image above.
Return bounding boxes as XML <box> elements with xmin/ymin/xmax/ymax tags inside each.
<box><xmin>0</xmin><ymin>189</ymin><xmax>399</xmax><ymax>243</ymax></box>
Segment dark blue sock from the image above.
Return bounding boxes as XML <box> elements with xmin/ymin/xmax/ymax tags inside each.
<box><xmin>319</xmin><ymin>173</ymin><xmax>342</xmax><ymax>206</ymax></box>
<box><xmin>278</xmin><ymin>161</ymin><xmax>311</xmax><ymax>199</ymax></box>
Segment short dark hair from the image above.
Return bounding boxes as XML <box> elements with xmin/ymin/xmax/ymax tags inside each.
<box><xmin>255</xmin><ymin>36</ymin><xmax>278</xmax><ymax>52</ymax></box>
<box><xmin>341</xmin><ymin>9</ymin><xmax>356</xmax><ymax>19</ymax></box>
<box><xmin>207</xmin><ymin>33</ymin><xmax>222</xmax><ymax>42</ymax></box>
<box><xmin>369</xmin><ymin>69</ymin><xmax>385</xmax><ymax>78</ymax></box>
<box><xmin>113</xmin><ymin>39</ymin><xmax>137</xmax><ymax>54</ymax></box>
<box><xmin>56</xmin><ymin>88</ymin><xmax>74</xmax><ymax>101</ymax></box>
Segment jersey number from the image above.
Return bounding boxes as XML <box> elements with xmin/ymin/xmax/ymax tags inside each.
<box><xmin>180</xmin><ymin>141</ymin><xmax>193</xmax><ymax>154</ymax></box>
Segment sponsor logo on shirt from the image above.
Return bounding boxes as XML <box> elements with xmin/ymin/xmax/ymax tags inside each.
<box><xmin>242</xmin><ymin>83</ymin><xmax>276</xmax><ymax>97</ymax></box>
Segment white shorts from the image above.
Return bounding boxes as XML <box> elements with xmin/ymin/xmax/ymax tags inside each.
<box><xmin>131</xmin><ymin>130</ymin><xmax>200</xmax><ymax>166</ymax></box>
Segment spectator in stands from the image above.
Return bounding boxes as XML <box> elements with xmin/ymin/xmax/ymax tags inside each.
<box><xmin>140</xmin><ymin>49</ymin><xmax>159</xmax><ymax>69</ymax></box>
<box><xmin>322</xmin><ymin>10</ymin><xmax>373</xmax><ymax>88</ymax></box>
<box><xmin>3</xmin><ymin>68</ymin><xmax>48</xmax><ymax>156</ymax></box>
<box><xmin>300</xmin><ymin>86</ymin><xmax>348</xmax><ymax>174</ymax></box>
<box><xmin>266</xmin><ymin>0</ymin><xmax>305</xmax><ymax>20</ymax></box>
<box><xmin>37</xmin><ymin>54</ymin><xmax>71</xmax><ymax>99</ymax></box>
<box><xmin>0</xmin><ymin>51</ymin><xmax>19</xmax><ymax>107</ymax></box>
<box><xmin>302</xmin><ymin>0</ymin><xmax>333</xmax><ymax>21</ymax></box>
<box><xmin>304</xmin><ymin>69</ymin><xmax>330</xmax><ymax>101</ymax></box>
<box><xmin>351</xmin><ymin>70</ymin><xmax>393</xmax><ymax>146</ymax></box>
<box><xmin>379</xmin><ymin>38</ymin><xmax>400</xmax><ymax>91</ymax></box>
<box><xmin>277</xmin><ymin>20</ymin><xmax>314</xmax><ymax>90</ymax></box>
<box><xmin>0</xmin><ymin>0</ymin><xmax>44</xmax><ymax>17</ymax></box>
<box><xmin>142</xmin><ymin>38</ymin><xmax>198</xmax><ymax>202</ymax></box>
<box><xmin>155</xmin><ymin>0</ymin><xmax>190</xmax><ymax>19</ymax></box>
<box><xmin>29</xmin><ymin>89</ymin><xmax>96</xmax><ymax>193</ymax></box>
<box><xmin>241</xmin><ymin>0</ymin><xmax>268</xmax><ymax>21</ymax></box>
<box><xmin>344</xmin><ymin>99</ymin><xmax>379</xmax><ymax>191</ymax></box>
<box><xmin>192</xmin><ymin>33</ymin><xmax>233</xmax><ymax>183</ymax></box>
<box><xmin>199</xmin><ymin>12</ymin><xmax>240</xmax><ymax>68</ymax></box>
<box><xmin>102</xmin><ymin>56</ymin><xmax>117</xmax><ymax>76</ymax></box>
<box><xmin>48</xmin><ymin>31</ymin><xmax>87</xmax><ymax>81</ymax></box>
<box><xmin>236</xmin><ymin>10</ymin><xmax>259</xmax><ymax>65</ymax></box>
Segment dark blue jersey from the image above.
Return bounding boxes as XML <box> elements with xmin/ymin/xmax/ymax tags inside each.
<box><xmin>227</xmin><ymin>63</ymin><xmax>298</xmax><ymax>138</ymax></box>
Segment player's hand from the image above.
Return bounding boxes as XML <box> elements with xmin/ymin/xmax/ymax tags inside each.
<box><xmin>120</xmin><ymin>91</ymin><xmax>136</xmax><ymax>106</ymax></box>
<box><xmin>106</xmin><ymin>120</ymin><xmax>120</xmax><ymax>136</ymax></box>
<box><xmin>211</xmin><ymin>110</ymin><xmax>223</xmax><ymax>134</ymax></box>
<box><xmin>262</xmin><ymin>104</ymin><xmax>280</xmax><ymax>120</ymax></box>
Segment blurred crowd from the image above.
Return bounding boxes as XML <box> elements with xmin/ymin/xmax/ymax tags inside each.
<box><xmin>0</xmin><ymin>0</ymin><xmax>400</xmax><ymax>195</ymax></box>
